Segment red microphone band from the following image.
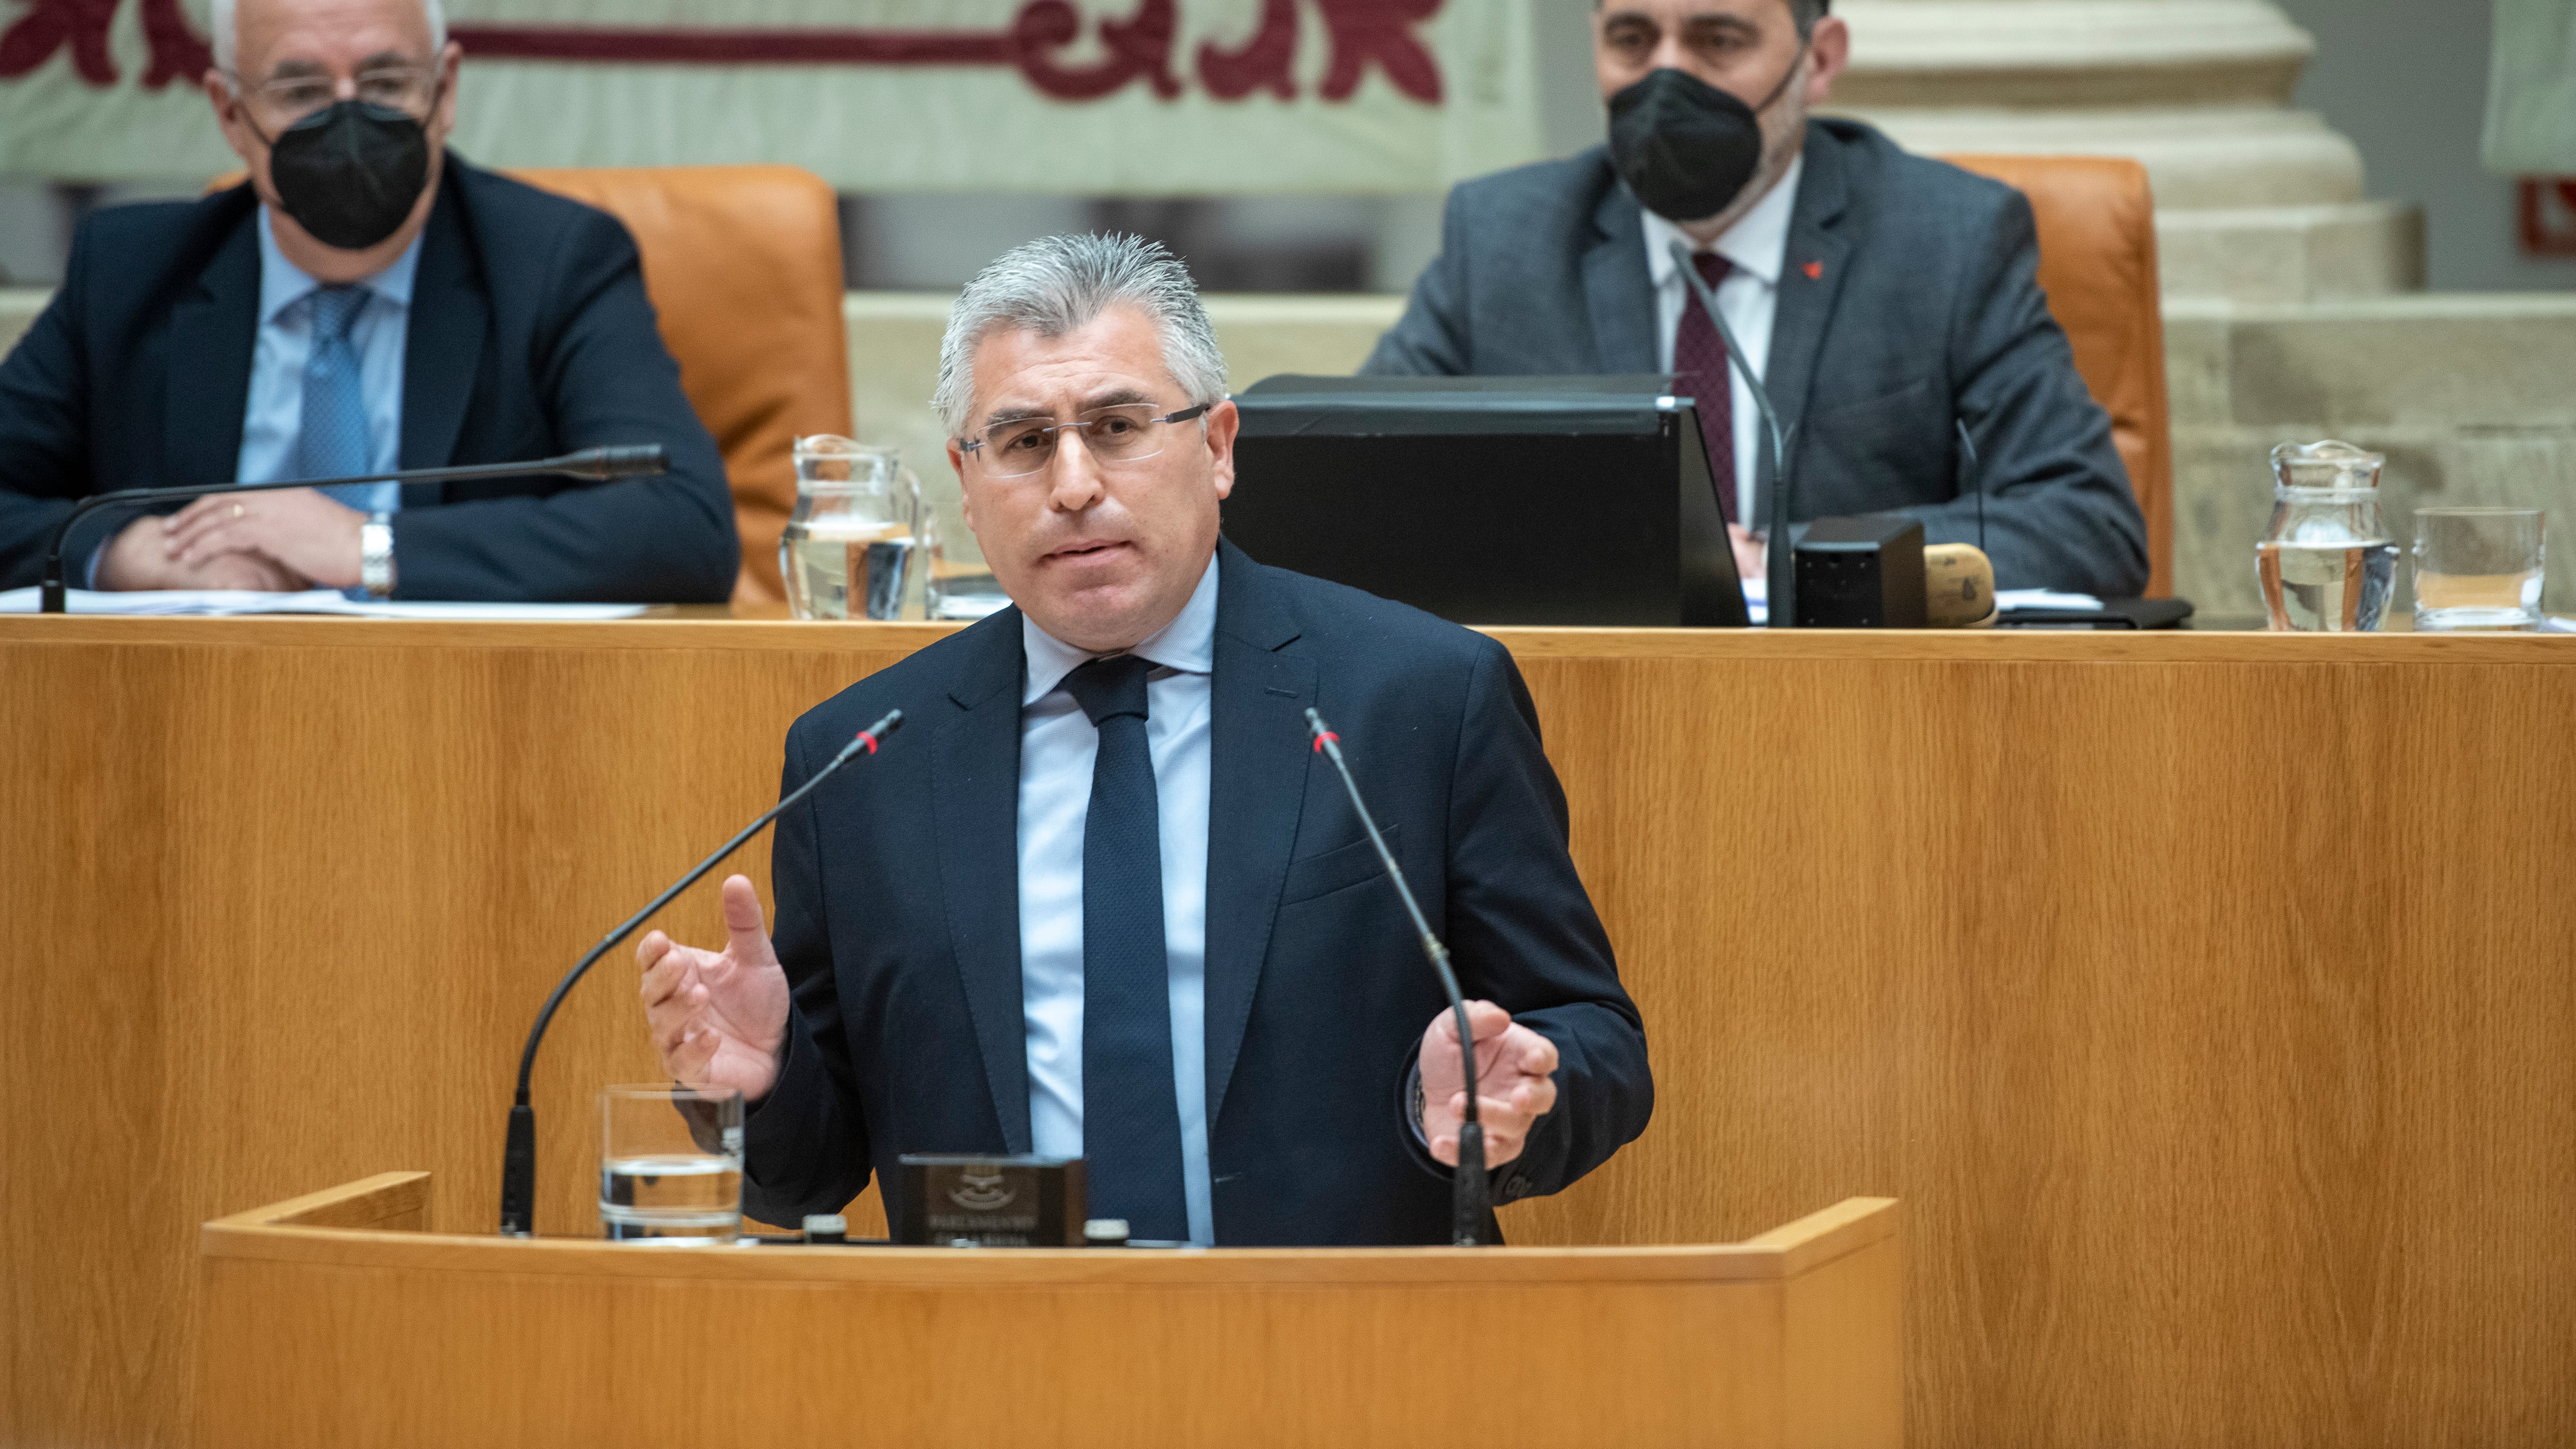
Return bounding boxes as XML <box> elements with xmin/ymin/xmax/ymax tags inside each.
<box><xmin>1311</xmin><ymin>731</ymin><xmax>1340</xmax><ymax>753</ymax></box>
<box><xmin>856</xmin><ymin>731</ymin><xmax>879</xmax><ymax>754</ymax></box>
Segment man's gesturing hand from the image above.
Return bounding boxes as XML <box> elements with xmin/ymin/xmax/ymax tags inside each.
<box><xmin>637</xmin><ymin>874</ymin><xmax>790</xmax><ymax>1103</ymax></box>
<box><xmin>1418</xmin><ymin>999</ymin><xmax>1560</xmax><ymax>1168</ymax></box>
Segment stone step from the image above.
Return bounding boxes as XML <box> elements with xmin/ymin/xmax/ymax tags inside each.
<box><xmin>1835</xmin><ymin>0</ymin><xmax>2314</xmax><ymax>108</ymax></box>
<box><xmin>2157</xmin><ymin>201</ymin><xmax>2424</xmax><ymax>304</ymax></box>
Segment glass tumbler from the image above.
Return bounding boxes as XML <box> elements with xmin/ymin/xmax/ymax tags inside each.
<box><xmin>2413</xmin><ymin>508</ymin><xmax>2546</xmax><ymax>632</ymax></box>
<box><xmin>599</xmin><ymin>1084</ymin><xmax>742</xmax><ymax>1244</ymax></box>
<box><xmin>781</xmin><ymin>437</ymin><xmax>921</xmax><ymax>620</ymax></box>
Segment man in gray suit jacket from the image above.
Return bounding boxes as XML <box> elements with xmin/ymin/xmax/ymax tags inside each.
<box><xmin>1365</xmin><ymin>0</ymin><xmax>2150</xmax><ymax>600</ymax></box>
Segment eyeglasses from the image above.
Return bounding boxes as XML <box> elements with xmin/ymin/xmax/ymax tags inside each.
<box><xmin>235</xmin><ymin>64</ymin><xmax>438</xmax><ymax>126</ymax></box>
<box><xmin>958</xmin><ymin>403</ymin><xmax>1213</xmax><ymax>480</ymax></box>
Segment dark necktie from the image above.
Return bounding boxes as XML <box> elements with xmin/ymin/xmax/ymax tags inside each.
<box><xmin>1061</xmin><ymin>654</ymin><xmax>1189</xmax><ymax>1241</ymax></box>
<box><xmin>1669</xmin><ymin>251</ymin><xmax>1740</xmax><ymax>525</ymax></box>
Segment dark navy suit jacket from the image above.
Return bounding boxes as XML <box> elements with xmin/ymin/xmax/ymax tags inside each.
<box><xmin>741</xmin><ymin>539</ymin><xmax>1653</xmax><ymax>1246</ymax></box>
<box><xmin>0</xmin><ymin>156</ymin><xmax>737</xmax><ymax>600</ymax></box>
<box><xmin>1365</xmin><ymin>119</ymin><xmax>2150</xmax><ymax>599</ymax></box>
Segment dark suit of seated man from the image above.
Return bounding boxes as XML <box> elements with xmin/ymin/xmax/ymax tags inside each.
<box><xmin>1364</xmin><ymin>0</ymin><xmax>2150</xmax><ymax>601</ymax></box>
<box><xmin>637</xmin><ymin>233</ymin><xmax>1653</xmax><ymax>1246</ymax></box>
<box><xmin>0</xmin><ymin>0</ymin><xmax>736</xmax><ymax>602</ymax></box>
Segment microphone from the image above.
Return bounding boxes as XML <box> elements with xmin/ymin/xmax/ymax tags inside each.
<box><xmin>498</xmin><ymin>707</ymin><xmax>904</xmax><ymax>1237</ymax></box>
<box><xmin>1670</xmin><ymin>241</ymin><xmax>1795</xmax><ymax>626</ymax></box>
<box><xmin>1303</xmin><ymin>707</ymin><xmax>1490</xmax><ymax>1248</ymax></box>
<box><xmin>1956</xmin><ymin>417</ymin><xmax>1987</xmax><ymax>558</ymax></box>
<box><xmin>36</xmin><ymin>445</ymin><xmax>671</xmax><ymax>613</ymax></box>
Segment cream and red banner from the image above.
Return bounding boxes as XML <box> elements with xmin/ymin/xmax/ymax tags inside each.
<box><xmin>0</xmin><ymin>0</ymin><xmax>1538</xmax><ymax>190</ymax></box>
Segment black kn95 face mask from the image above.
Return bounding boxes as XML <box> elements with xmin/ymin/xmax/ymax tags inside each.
<box><xmin>264</xmin><ymin>98</ymin><xmax>433</xmax><ymax>251</ymax></box>
<box><xmin>1606</xmin><ymin>59</ymin><xmax>1803</xmax><ymax>225</ymax></box>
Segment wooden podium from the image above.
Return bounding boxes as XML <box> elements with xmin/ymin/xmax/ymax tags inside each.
<box><xmin>195</xmin><ymin>1175</ymin><xmax>1900</xmax><ymax>1448</ymax></box>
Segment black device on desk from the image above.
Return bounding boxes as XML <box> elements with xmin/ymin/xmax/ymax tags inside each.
<box><xmin>1226</xmin><ymin>375</ymin><xmax>1748</xmax><ymax>628</ymax></box>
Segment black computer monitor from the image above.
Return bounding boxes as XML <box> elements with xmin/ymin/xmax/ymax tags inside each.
<box><xmin>1223</xmin><ymin>374</ymin><xmax>1747</xmax><ymax>628</ymax></box>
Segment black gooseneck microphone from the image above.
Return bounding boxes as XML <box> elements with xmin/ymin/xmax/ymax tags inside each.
<box><xmin>1303</xmin><ymin>707</ymin><xmax>1490</xmax><ymax>1247</ymax></box>
<box><xmin>37</xmin><ymin>445</ymin><xmax>670</xmax><ymax>613</ymax></box>
<box><xmin>1956</xmin><ymin>417</ymin><xmax>1988</xmax><ymax>557</ymax></box>
<box><xmin>497</xmin><ymin>707</ymin><xmax>905</xmax><ymax>1237</ymax></box>
<box><xmin>1670</xmin><ymin>241</ymin><xmax>1796</xmax><ymax>626</ymax></box>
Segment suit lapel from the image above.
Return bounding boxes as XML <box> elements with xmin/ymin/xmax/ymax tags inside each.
<box><xmin>162</xmin><ymin>210</ymin><xmax>261</xmax><ymax>490</ymax></box>
<box><xmin>1201</xmin><ymin>539</ymin><xmax>1314</xmax><ymax>1134</ymax></box>
<box><xmin>932</xmin><ymin>610</ymin><xmax>1036</xmax><ymax>1154</ymax></box>
<box><xmin>398</xmin><ymin>166</ymin><xmax>484</xmax><ymax>504</ymax></box>
<box><xmin>1581</xmin><ymin>161</ymin><xmax>1659</xmax><ymax>376</ymax></box>
<box><xmin>1757</xmin><ymin>124</ymin><xmax>1855</xmax><ymax>512</ymax></box>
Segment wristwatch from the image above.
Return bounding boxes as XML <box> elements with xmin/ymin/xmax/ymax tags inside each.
<box><xmin>360</xmin><ymin>513</ymin><xmax>395</xmax><ymax>600</ymax></box>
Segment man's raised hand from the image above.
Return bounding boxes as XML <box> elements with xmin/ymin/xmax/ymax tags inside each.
<box><xmin>1418</xmin><ymin>999</ymin><xmax>1560</xmax><ymax>1168</ymax></box>
<box><xmin>637</xmin><ymin>874</ymin><xmax>790</xmax><ymax>1102</ymax></box>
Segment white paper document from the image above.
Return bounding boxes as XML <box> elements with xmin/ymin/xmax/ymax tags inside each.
<box><xmin>0</xmin><ymin>587</ymin><xmax>649</xmax><ymax>620</ymax></box>
<box><xmin>1996</xmin><ymin>590</ymin><xmax>2105</xmax><ymax>612</ymax></box>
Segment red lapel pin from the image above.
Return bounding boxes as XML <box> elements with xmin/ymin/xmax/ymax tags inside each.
<box><xmin>1803</xmin><ymin>260</ymin><xmax>1825</xmax><ymax>281</ymax></box>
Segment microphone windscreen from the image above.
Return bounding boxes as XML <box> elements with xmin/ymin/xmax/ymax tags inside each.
<box><xmin>565</xmin><ymin>445</ymin><xmax>669</xmax><ymax>479</ymax></box>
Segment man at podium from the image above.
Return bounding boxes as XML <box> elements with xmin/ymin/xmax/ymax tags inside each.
<box><xmin>638</xmin><ymin>234</ymin><xmax>1652</xmax><ymax>1247</ymax></box>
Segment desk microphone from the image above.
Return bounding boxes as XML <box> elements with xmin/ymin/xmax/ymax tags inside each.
<box><xmin>36</xmin><ymin>445</ymin><xmax>670</xmax><ymax>613</ymax></box>
<box><xmin>497</xmin><ymin>708</ymin><xmax>905</xmax><ymax>1237</ymax></box>
<box><xmin>1670</xmin><ymin>241</ymin><xmax>1795</xmax><ymax>626</ymax></box>
<box><xmin>1303</xmin><ymin>708</ymin><xmax>1489</xmax><ymax>1247</ymax></box>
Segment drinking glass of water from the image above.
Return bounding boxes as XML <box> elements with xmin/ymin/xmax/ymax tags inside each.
<box><xmin>2413</xmin><ymin>508</ymin><xmax>2546</xmax><ymax>632</ymax></box>
<box><xmin>2257</xmin><ymin>440</ymin><xmax>2398</xmax><ymax>632</ymax></box>
<box><xmin>599</xmin><ymin>1084</ymin><xmax>742</xmax><ymax>1244</ymax></box>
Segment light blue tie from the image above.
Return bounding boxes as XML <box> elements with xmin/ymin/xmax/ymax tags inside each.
<box><xmin>299</xmin><ymin>286</ymin><xmax>382</xmax><ymax>509</ymax></box>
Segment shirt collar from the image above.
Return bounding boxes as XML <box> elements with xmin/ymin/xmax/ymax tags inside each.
<box><xmin>1642</xmin><ymin>153</ymin><xmax>1805</xmax><ymax>293</ymax></box>
<box><xmin>256</xmin><ymin>205</ymin><xmax>427</xmax><ymax>327</ymax></box>
<box><xmin>1021</xmin><ymin>549</ymin><xmax>1221</xmax><ymax>707</ymax></box>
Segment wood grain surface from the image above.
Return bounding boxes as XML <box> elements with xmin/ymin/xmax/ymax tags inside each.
<box><xmin>5</xmin><ymin>614</ymin><xmax>2573</xmax><ymax>1447</ymax></box>
<box><xmin>190</xmin><ymin>1175</ymin><xmax>1901</xmax><ymax>1449</ymax></box>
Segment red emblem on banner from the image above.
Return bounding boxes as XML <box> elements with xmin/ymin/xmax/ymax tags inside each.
<box><xmin>2518</xmin><ymin>178</ymin><xmax>2576</xmax><ymax>259</ymax></box>
<box><xmin>1</xmin><ymin>0</ymin><xmax>1445</xmax><ymax>105</ymax></box>
<box><xmin>0</xmin><ymin>0</ymin><xmax>211</xmax><ymax>87</ymax></box>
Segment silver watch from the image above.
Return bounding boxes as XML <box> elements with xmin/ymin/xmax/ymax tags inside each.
<box><xmin>360</xmin><ymin>513</ymin><xmax>395</xmax><ymax>600</ymax></box>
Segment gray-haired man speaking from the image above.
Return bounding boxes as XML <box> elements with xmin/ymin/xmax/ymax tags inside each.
<box><xmin>635</xmin><ymin>234</ymin><xmax>1653</xmax><ymax>1246</ymax></box>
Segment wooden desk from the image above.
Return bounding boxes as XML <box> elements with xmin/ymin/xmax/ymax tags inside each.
<box><xmin>193</xmin><ymin>1175</ymin><xmax>1902</xmax><ymax>1448</ymax></box>
<box><xmin>6</xmin><ymin>617</ymin><xmax>2572</xmax><ymax>1447</ymax></box>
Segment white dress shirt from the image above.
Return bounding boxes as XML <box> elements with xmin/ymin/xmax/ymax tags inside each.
<box><xmin>1016</xmin><ymin>553</ymin><xmax>1219</xmax><ymax>1246</ymax></box>
<box><xmin>1642</xmin><ymin>155</ymin><xmax>1804</xmax><ymax>529</ymax></box>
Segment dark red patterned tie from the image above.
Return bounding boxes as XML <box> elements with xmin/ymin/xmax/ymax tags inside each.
<box><xmin>1670</xmin><ymin>252</ymin><xmax>1738</xmax><ymax>525</ymax></box>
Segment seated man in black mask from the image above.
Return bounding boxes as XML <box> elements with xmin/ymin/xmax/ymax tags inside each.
<box><xmin>1364</xmin><ymin>0</ymin><xmax>2149</xmax><ymax>600</ymax></box>
<box><xmin>0</xmin><ymin>0</ymin><xmax>737</xmax><ymax>602</ymax></box>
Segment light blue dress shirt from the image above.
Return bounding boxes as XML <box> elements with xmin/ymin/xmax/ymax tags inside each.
<box><xmin>1016</xmin><ymin>553</ymin><xmax>1218</xmax><ymax>1246</ymax></box>
<box><xmin>241</xmin><ymin>207</ymin><xmax>421</xmax><ymax>513</ymax></box>
<box><xmin>87</xmin><ymin>210</ymin><xmax>422</xmax><ymax>587</ymax></box>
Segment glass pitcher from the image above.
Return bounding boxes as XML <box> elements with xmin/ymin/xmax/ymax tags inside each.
<box><xmin>781</xmin><ymin>437</ymin><xmax>921</xmax><ymax>621</ymax></box>
<box><xmin>2256</xmin><ymin>440</ymin><xmax>2398</xmax><ymax>632</ymax></box>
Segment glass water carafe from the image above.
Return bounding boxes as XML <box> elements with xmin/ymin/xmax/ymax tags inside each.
<box><xmin>2257</xmin><ymin>440</ymin><xmax>2397</xmax><ymax>632</ymax></box>
<box><xmin>781</xmin><ymin>437</ymin><xmax>921</xmax><ymax>620</ymax></box>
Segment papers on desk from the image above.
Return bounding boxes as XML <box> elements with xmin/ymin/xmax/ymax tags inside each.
<box><xmin>0</xmin><ymin>587</ymin><xmax>649</xmax><ymax>620</ymax></box>
<box><xmin>1997</xmin><ymin>589</ymin><xmax>2105</xmax><ymax>612</ymax></box>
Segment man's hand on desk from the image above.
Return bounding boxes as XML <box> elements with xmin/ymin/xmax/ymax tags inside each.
<box><xmin>160</xmin><ymin>488</ymin><xmax>366</xmax><ymax>589</ymax></box>
<box><xmin>1729</xmin><ymin>524</ymin><xmax>1767</xmax><ymax>591</ymax></box>
<box><xmin>637</xmin><ymin>874</ymin><xmax>789</xmax><ymax>1103</ymax></box>
<box><xmin>1419</xmin><ymin>999</ymin><xmax>1559</xmax><ymax>1168</ymax></box>
<box><xmin>96</xmin><ymin>514</ymin><xmax>302</xmax><ymax>592</ymax></box>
